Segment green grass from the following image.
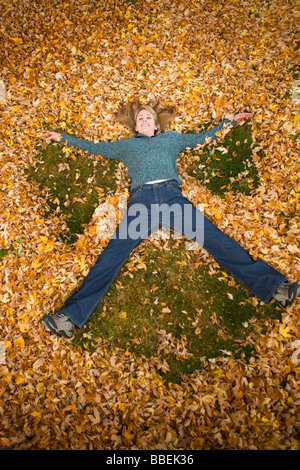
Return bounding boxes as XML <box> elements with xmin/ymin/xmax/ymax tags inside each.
<box><xmin>186</xmin><ymin>122</ymin><xmax>260</xmax><ymax>197</ymax></box>
<box><xmin>25</xmin><ymin>125</ymin><xmax>282</xmax><ymax>384</ymax></box>
<box><xmin>0</xmin><ymin>238</ymin><xmax>24</xmax><ymax>259</ymax></box>
<box><xmin>27</xmin><ymin>140</ymin><xmax>118</xmax><ymax>243</ymax></box>
<box><xmin>0</xmin><ymin>248</ymin><xmax>11</xmax><ymax>260</ymax></box>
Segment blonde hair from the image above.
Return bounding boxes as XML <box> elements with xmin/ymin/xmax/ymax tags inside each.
<box><xmin>115</xmin><ymin>98</ymin><xmax>176</xmax><ymax>133</ymax></box>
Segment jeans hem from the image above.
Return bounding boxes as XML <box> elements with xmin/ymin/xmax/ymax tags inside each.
<box><xmin>60</xmin><ymin>308</ymin><xmax>84</xmax><ymax>329</ymax></box>
<box><xmin>262</xmin><ymin>276</ymin><xmax>287</xmax><ymax>304</ymax></box>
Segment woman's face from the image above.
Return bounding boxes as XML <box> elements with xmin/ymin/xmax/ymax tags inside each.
<box><xmin>135</xmin><ymin>109</ymin><xmax>158</xmax><ymax>136</ymax></box>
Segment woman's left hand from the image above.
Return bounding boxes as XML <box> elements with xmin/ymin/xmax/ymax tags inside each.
<box><xmin>233</xmin><ymin>112</ymin><xmax>253</xmax><ymax>122</ymax></box>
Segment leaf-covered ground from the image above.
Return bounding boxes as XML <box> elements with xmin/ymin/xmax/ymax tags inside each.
<box><xmin>0</xmin><ymin>0</ymin><xmax>299</xmax><ymax>450</ymax></box>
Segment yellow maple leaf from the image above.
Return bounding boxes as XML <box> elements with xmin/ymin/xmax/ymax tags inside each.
<box><xmin>30</xmin><ymin>411</ymin><xmax>42</xmax><ymax>419</ymax></box>
<box><xmin>213</xmin><ymin>208</ymin><xmax>222</xmax><ymax>220</ymax></box>
<box><xmin>10</xmin><ymin>37</ymin><xmax>23</xmax><ymax>45</ymax></box>
<box><xmin>279</xmin><ymin>324</ymin><xmax>292</xmax><ymax>338</ymax></box>
<box><xmin>14</xmin><ymin>337</ymin><xmax>25</xmax><ymax>349</ymax></box>
<box><xmin>1</xmin><ymin>438</ymin><xmax>10</xmax><ymax>447</ymax></box>
<box><xmin>213</xmin><ymin>368</ymin><xmax>223</xmax><ymax>377</ymax></box>
<box><xmin>122</xmin><ymin>426</ymin><xmax>135</xmax><ymax>441</ymax></box>
<box><xmin>36</xmin><ymin>382</ymin><xmax>45</xmax><ymax>395</ymax></box>
<box><xmin>130</xmin><ymin>337</ymin><xmax>139</xmax><ymax>343</ymax></box>
<box><xmin>14</xmin><ymin>374</ymin><xmax>25</xmax><ymax>385</ymax></box>
<box><xmin>31</xmin><ymin>256</ymin><xmax>42</xmax><ymax>269</ymax></box>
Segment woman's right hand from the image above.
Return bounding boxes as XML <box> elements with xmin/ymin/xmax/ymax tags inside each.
<box><xmin>41</xmin><ymin>131</ymin><xmax>62</xmax><ymax>142</ymax></box>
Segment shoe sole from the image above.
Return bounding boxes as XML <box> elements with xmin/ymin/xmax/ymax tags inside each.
<box><xmin>40</xmin><ymin>315</ymin><xmax>73</xmax><ymax>338</ymax></box>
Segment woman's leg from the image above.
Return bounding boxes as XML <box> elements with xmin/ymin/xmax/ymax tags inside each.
<box><xmin>200</xmin><ymin>215</ymin><xmax>286</xmax><ymax>303</ymax></box>
<box><xmin>162</xmin><ymin>181</ymin><xmax>287</xmax><ymax>303</ymax></box>
<box><xmin>57</xmin><ymin>201</ymin><xmax>153</xmax><ymax>328</ymax></box>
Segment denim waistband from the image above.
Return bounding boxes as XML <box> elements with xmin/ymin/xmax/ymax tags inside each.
<box><xmin>130</xmin><ymin>179</ymin><xmax>179</xmax><ymax>195</ymax></box>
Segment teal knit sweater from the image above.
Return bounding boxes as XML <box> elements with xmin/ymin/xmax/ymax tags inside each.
<box><xmin>61</xmin><ymin>119</ymin><xmax>235</xmax><ymax>190</ymax></box>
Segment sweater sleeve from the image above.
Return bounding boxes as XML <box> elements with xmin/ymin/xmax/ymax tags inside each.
<box><xmin>60</xmin><ymin>134</ymin><xmax>127</xmax><ymax>161</ymax></box>
<box><xmin>177</xmin><ymin>119</ymin><xmax>236</xmax><ymax>152</ymax></box>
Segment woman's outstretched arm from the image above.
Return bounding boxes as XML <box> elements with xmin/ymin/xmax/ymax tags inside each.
<box><xmin>41</xmin><ymin>131</ymin><xmax>126</xmax><ymax>160</ymax></box>
<box><xmin>177</xmin><ymin>113</ymin><xmax>253</xmax><ymax>151</ymax></box>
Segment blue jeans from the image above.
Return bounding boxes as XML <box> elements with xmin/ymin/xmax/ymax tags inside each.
<box><xmin>61</xmin><ymin>180</ymin><xmax>286</xmax><ymax>328</ymax></box>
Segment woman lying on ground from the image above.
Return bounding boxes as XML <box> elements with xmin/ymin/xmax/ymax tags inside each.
<box><xmin>40</xmin><ymin>98</ymin><xmax>300</xmax><ymax>338</ymax></box>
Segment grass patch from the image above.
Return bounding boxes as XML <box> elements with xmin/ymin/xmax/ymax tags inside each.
<box><xmin>27</xmin><ymin>140</ymin><xmax>118</xmax><ymax>243</ymax></box>
<box><xmin>0</xmin><ymin>247</ymin><xmax>11</xmax><ymax>260</ymax></box>
<box><xmin>0</xmin><ymin>238</ymin><xmax>24</xmax><ymax>260</ymax></box>
<box><xmin>186</xmin><ymin>123</ymin><xmax>260</xmax><ymax>197</ymax></box>
<box><xmin>73</xmin><ymin>237</ymin><xmax>280</xmax><ymax>384</ymax></box>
